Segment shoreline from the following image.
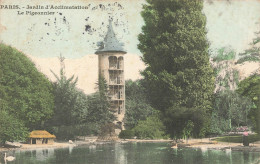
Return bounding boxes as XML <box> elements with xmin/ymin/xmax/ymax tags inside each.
<box><xmin>174</xmin><ymin>138</ymin><xmax>260</xmax><ymax>152</ymax></box>
<box><xmin>0</xmin><ymin>139</ymin><xmax>172</xmax><ymax>152</ymax></box>
<box><xmin>0</xmin><ymin>142</ymin><xmax>73</xmax><ymax>152</ymax></box>
<box><xmin>1</xmin><ymin>138</ymin><xmax>260</xmax><ymax>152</ymax></box>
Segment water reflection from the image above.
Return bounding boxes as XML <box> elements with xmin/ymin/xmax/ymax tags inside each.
<box><xmin>2</xmin><ymin>143</ymin><xmax>260</xmax><ymax>164</ymax></box>
<box><xmin>115</xmin><ymin>143</ymin><xmax>127</xmax><ymax>164</ymax></box>
<box><xmin>68</xmin><ymin>145</ymin><xmax>74</xmax><ymax>154</ymax></box>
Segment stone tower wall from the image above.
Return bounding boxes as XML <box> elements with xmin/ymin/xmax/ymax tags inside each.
<box><xmin>98</xmin><ymin>51</ymin><xmax>125</xmax><ymax>130</ymax></box>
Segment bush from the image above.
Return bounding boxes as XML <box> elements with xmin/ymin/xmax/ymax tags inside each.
<box><xmin>132</xmin><ymin>114</ymin><xmax>168</xmax><ymax>139</ymax></box>
<box><xmin>119</xmin><ymin>130</ymin><xmax>134</xmax><ymax>139</ymax></box>
<box><xmin>209</xmin><ymin>111</ymin><xmax>231</xmax><ymax>135</ymax></box>
<box><xmin>98</xmin><ymin>123</ymin><xmax>116</xmax><ymax>138</ymax></box>
<box><xmin>214</xmin><ymin>134</ymin><xmax>260</xmax><ymax>143</ymax></box>
<box><xmin>48</xmin><ymin>123</ymin><xmax>100</xmax><ymax>140</ymax></box>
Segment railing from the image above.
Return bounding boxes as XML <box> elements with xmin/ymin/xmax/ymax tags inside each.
<box><xmin>109</xmin><ymin>63</ymin><xmax>123</xmax><ymax>70</ymax></box>
<box><xmin>109</xmin><ymin>79</ymin><xmax>124</xmax><ymax>85</ymax></box>
<box><xmin>108</xmin><ymin>94</ymin><xmax>124</xmax><ymax>100</ymax></box>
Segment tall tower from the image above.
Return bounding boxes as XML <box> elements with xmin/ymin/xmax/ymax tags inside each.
<box><xmin>95</xmin><ymin>20</ymin><xmax>126</xmax><ymax>132</ymax></box>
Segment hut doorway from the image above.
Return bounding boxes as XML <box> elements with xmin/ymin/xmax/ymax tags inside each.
<box><xmin>42</xmin><ymin>139</ymin><xmax>48</xmax><ymax>144</ymax></box>
<box><xmin>32</xmin><ymin>139</ymin><xmax>36</xmax><ymax>144</ymax></box>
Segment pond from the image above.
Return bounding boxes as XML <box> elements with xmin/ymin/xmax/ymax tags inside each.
<box><xmin>1</xmin><ymin>142</ymin><xmax>260</xmax><ymax>164</ymax></box>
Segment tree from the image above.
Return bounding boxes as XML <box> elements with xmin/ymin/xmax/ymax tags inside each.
<box><xmin>211</xmin><ymin>47</ymin><xmax>239</xmax><ymax>92</ymax></box>
<box><xmin>124</xmin><ymin>80</ymin><xmax>155</xmax><ymax>129</ymax></box>
<box><xmin>212</xmin><ymin>47</ymin><xmax>236</xmax><ymax>62</ymax></box>
<box><xmin>237</xmin><ymin>74</ymin><xmax>260</xmax><ymax>132</ymax></box>
<box><xmin>132</xmin><ymin>113</ymin><xmax>167</xmax><ymax>139</ymax></box>
<box><xmin>47</xmin><ymin>57</ymin><xmax>89</xmax><ymax>139</ymax></box>
<box><xmin>237</xmin><ymin>31</ymin><xmax>260</xmax><ymax>65</ymax></box>
<box><xmin>138</xmin><ymin>0</ymin><xmax>215</xmax><ymax>138</ymax></box>
<box><xmin>49</xmin><ymin>63</ymin><xmax>85</xmax><ymax>126</ymax></box>
<box><xmin>213</xmin><ymin>90</ymin><xmax>252</xmax><ymax>131</ymax></box>
<box><xmin>86</xmin><ymin>92</ymin><xmax>115</xmax><ymax>125</ymax></box>
<box><xmin>235</xmin><ymin>27</ymin><xmax>260</xmax><ymax>132</ymax></box>
<box><xmin>0</xmin><ymin>43</ymin><xmax>54</xmax><ymax>129</ymax></box>
<box><xmin>0</xmin><ymin>110</ymin><xmax>28</xmax><ymax>144</ymax></box>
<box><xmin>87</xmin><ymin>75</ymin><xmax>115</xmax><ymax>125</ymax></box>
<box><xmin>182</xmin><ymin>120</ymin><xmax>194</xmax><ymax>143</ymax></box>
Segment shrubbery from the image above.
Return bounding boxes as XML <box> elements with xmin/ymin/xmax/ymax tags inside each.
<box><xmin>124</xmin><ymin>80</ymin><xmax>155</xmax><ymax>129</ymax></box>
<box><xmin>119</xmin><ymin>130</ymin><xmax>135</xmax><ymax>139</ymax></box>
<box><xmin>132</xmin><ymin>114</ymin><xmax>168</xmax><ymax>139</ymax></box>
<box><xmin>209</xmin><ymin>112</ymin><xmax>230</xmax><ymax>135</ymax></box>
<box><xmin>48</xmin><ymin>123</ymin><xmax>100</xmax><ymax>140</ymax></box>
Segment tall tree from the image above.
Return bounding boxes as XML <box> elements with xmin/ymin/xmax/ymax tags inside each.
<box><xmin>0</xmin><ymin>44</ymin><xmax>54</xmax><ymax>129</ymax></box>
<box><xmin>138</xmin><ymin>0</ymin><xmax>215</xmax><ymax>138</ymax></box>
<box><xmin>213</xmin><ymin>90</ymin><xmax>251</xmax><ymax>129</ymax></box>
<box><xmin>236</xmin><ymin>29</ymin><xmax>260</xmax><ymax>132</ymax></box>
<box><xmin>237</xmin><ymin>31</ymin><xmax>260</xmax><ymax>65</ymax></box>
<box><xmin>87</xmin><ymin>75</ymin><xmax>115</xmax><ymax>124</ymax></box>
<box><xmin>237</xmin><ymin>74</ymin><xmax>260</xmax><ymax>132</ymax></box>
<box><xmin>49</xmin><ymin>56</ymin><xmax>88</xmax><ymax>127</ymax></box>
<box><xmin>124</xmin><ymin>80</ymin><xmax>155</xmax><ymax>129</ymax></box>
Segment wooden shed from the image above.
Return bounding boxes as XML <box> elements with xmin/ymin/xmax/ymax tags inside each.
<box><xmin>29</xmin><ymin>130</ymin><xmax>56</xmax><ymax>145</ymax></box>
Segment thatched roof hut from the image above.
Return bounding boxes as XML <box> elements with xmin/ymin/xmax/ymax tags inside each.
<box><xmin>29</xmin><ymin>130</ymin><xmax>56</xmax><ymax>144</ymax></box>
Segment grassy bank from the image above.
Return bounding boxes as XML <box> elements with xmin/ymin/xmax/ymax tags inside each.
<box><xmin>213</xmin><ymin>134</ymin><xmax>260</xmax><ymax>143</ymax></box>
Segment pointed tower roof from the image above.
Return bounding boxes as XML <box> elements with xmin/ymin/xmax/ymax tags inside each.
<box><xmin>95</xmin><ymin>20</ymin><xmax>126</xmax><ymax>54</ymax></box>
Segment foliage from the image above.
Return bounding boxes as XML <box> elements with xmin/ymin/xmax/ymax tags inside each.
<box><xmin>0</xmin><ymin>110</ymin><xmax>29</xmax><ymax>144</ymax></box>
<box><xmin>48</xmin><ymin>59</ymin><xmax>116</xmax><ymax>139</ymax></box>
<box><xmin>209</xmin><ymin>111</ymin><xmax>230</xmax><ymax>135</ymax></box>
<box><xmin>237</xmin><ymin>74</ymin><xmax>260</xmax><ymax>133</ymax></box>
<box><xmin>212</xmin><ymin>47</ymin><xmax>236</xmax><ymax>62</ymax></box>
<box><xmin>0</xmin><ymin>43</ymin><xmax>54</xmax><ymax>129</ymax></box>
<box><xmin>77</xmin><ymin>75</ymin><xmax>116</xmax><ymax>138</ymax></box>
<box><xmin>138</xmin><ymin>0</ymin><xmax>215</xmax><ymax>138</ymax></box>
<box><xmin>237</xmin><ymin>31</ymin><xmax>260</xmax><ymax>64</ymax></box>
<box><xmin>48</xmin><ymin>64</ymin><xmax>115</xmax><ymax>139</ymax></box>
<box><xmin>212</xmin><ymin>47</ymin><xmax>239</xmax><ymax>91</ymax></box>
<box><xmin>87</xmin><ymin>75</ymin><xmax>115</xmax><ymax>125</ymax></box>
<box><xmin>98</xmin><ymin>123</ymin><xmax>116</xmax><ymax>138</ymax></box>
<box><xmin>182</xmin><ymin>120</ymin><xmax>194</xmax><ymax>140</ymax></box>
<box><xmin>86</xmin><ymin>92</ymin><xmax>115</xmax><ymax>125</ymax></box>
<box><xmin>132</xmin><ymin>114</ymin><xmax>168</xmax><ymax>139</ymax></box>
<box><xmin>119</xmin><ymin>130</ymin><xmax>135</xmax><ymax>139</ymax></box>
<box><xmin>49</xmin><ymin>123</ymin><xmax>99</xmax><ymax>140</ymax></box>
<box><xmin>213</xmin><ymin>90</ymin><xmax>252</xmax><ymax>130</ymax></box>
<box><xmin>48</xmin><ymin>64</ymin><xmax>88</xmax><ymax>127</ymax></box>
<box><xmin>124</xmin><ymin>80</ymin><xmax>155</xmax><ymax>129</ymax></box>
<box><xmin>214</xmin><ymin>134</ymin><xmax>260</xmax><ymax>143</ymax></box>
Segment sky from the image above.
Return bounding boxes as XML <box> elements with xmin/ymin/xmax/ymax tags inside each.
<box><xmin>0</xmin><ymin>0</ymin><xmax>260</xmax><ymax>58</ymax></box>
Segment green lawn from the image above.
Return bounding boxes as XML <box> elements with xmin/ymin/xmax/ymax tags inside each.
<box><xmin>213</xmin><ymin>134</ymin><xmax>260</xmax><ymax>143</ymax></box>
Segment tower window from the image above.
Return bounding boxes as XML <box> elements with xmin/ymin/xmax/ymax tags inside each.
<box><xmin>118</xmin><ymin>56</ymin><xmax>123</xmax><ymax>69</ymax></box>
<box><xmin>109</xmin><ymin>56</ymin><xmax>117</xmax><ymax>69</ymax></box>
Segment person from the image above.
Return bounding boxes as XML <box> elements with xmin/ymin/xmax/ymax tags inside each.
<box><xmin>243</xmin><ymin>131</ymin><xmax>249</xmax><ymax>146</ymax></box>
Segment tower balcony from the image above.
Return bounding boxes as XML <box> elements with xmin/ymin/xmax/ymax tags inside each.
<box><xmin>108</xmin><ymin>93</ymin><xmax>124</xmax><ymax>100</ymax></box>
<box><xmin>109</xmin><ymin>79</ymin><xmax>124</xmax><ymax>85</ymax></box>
<box><xmin>109</xmin><ymin>67</ymin><xmax>124</xmax><ymax>71</ymax></box>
